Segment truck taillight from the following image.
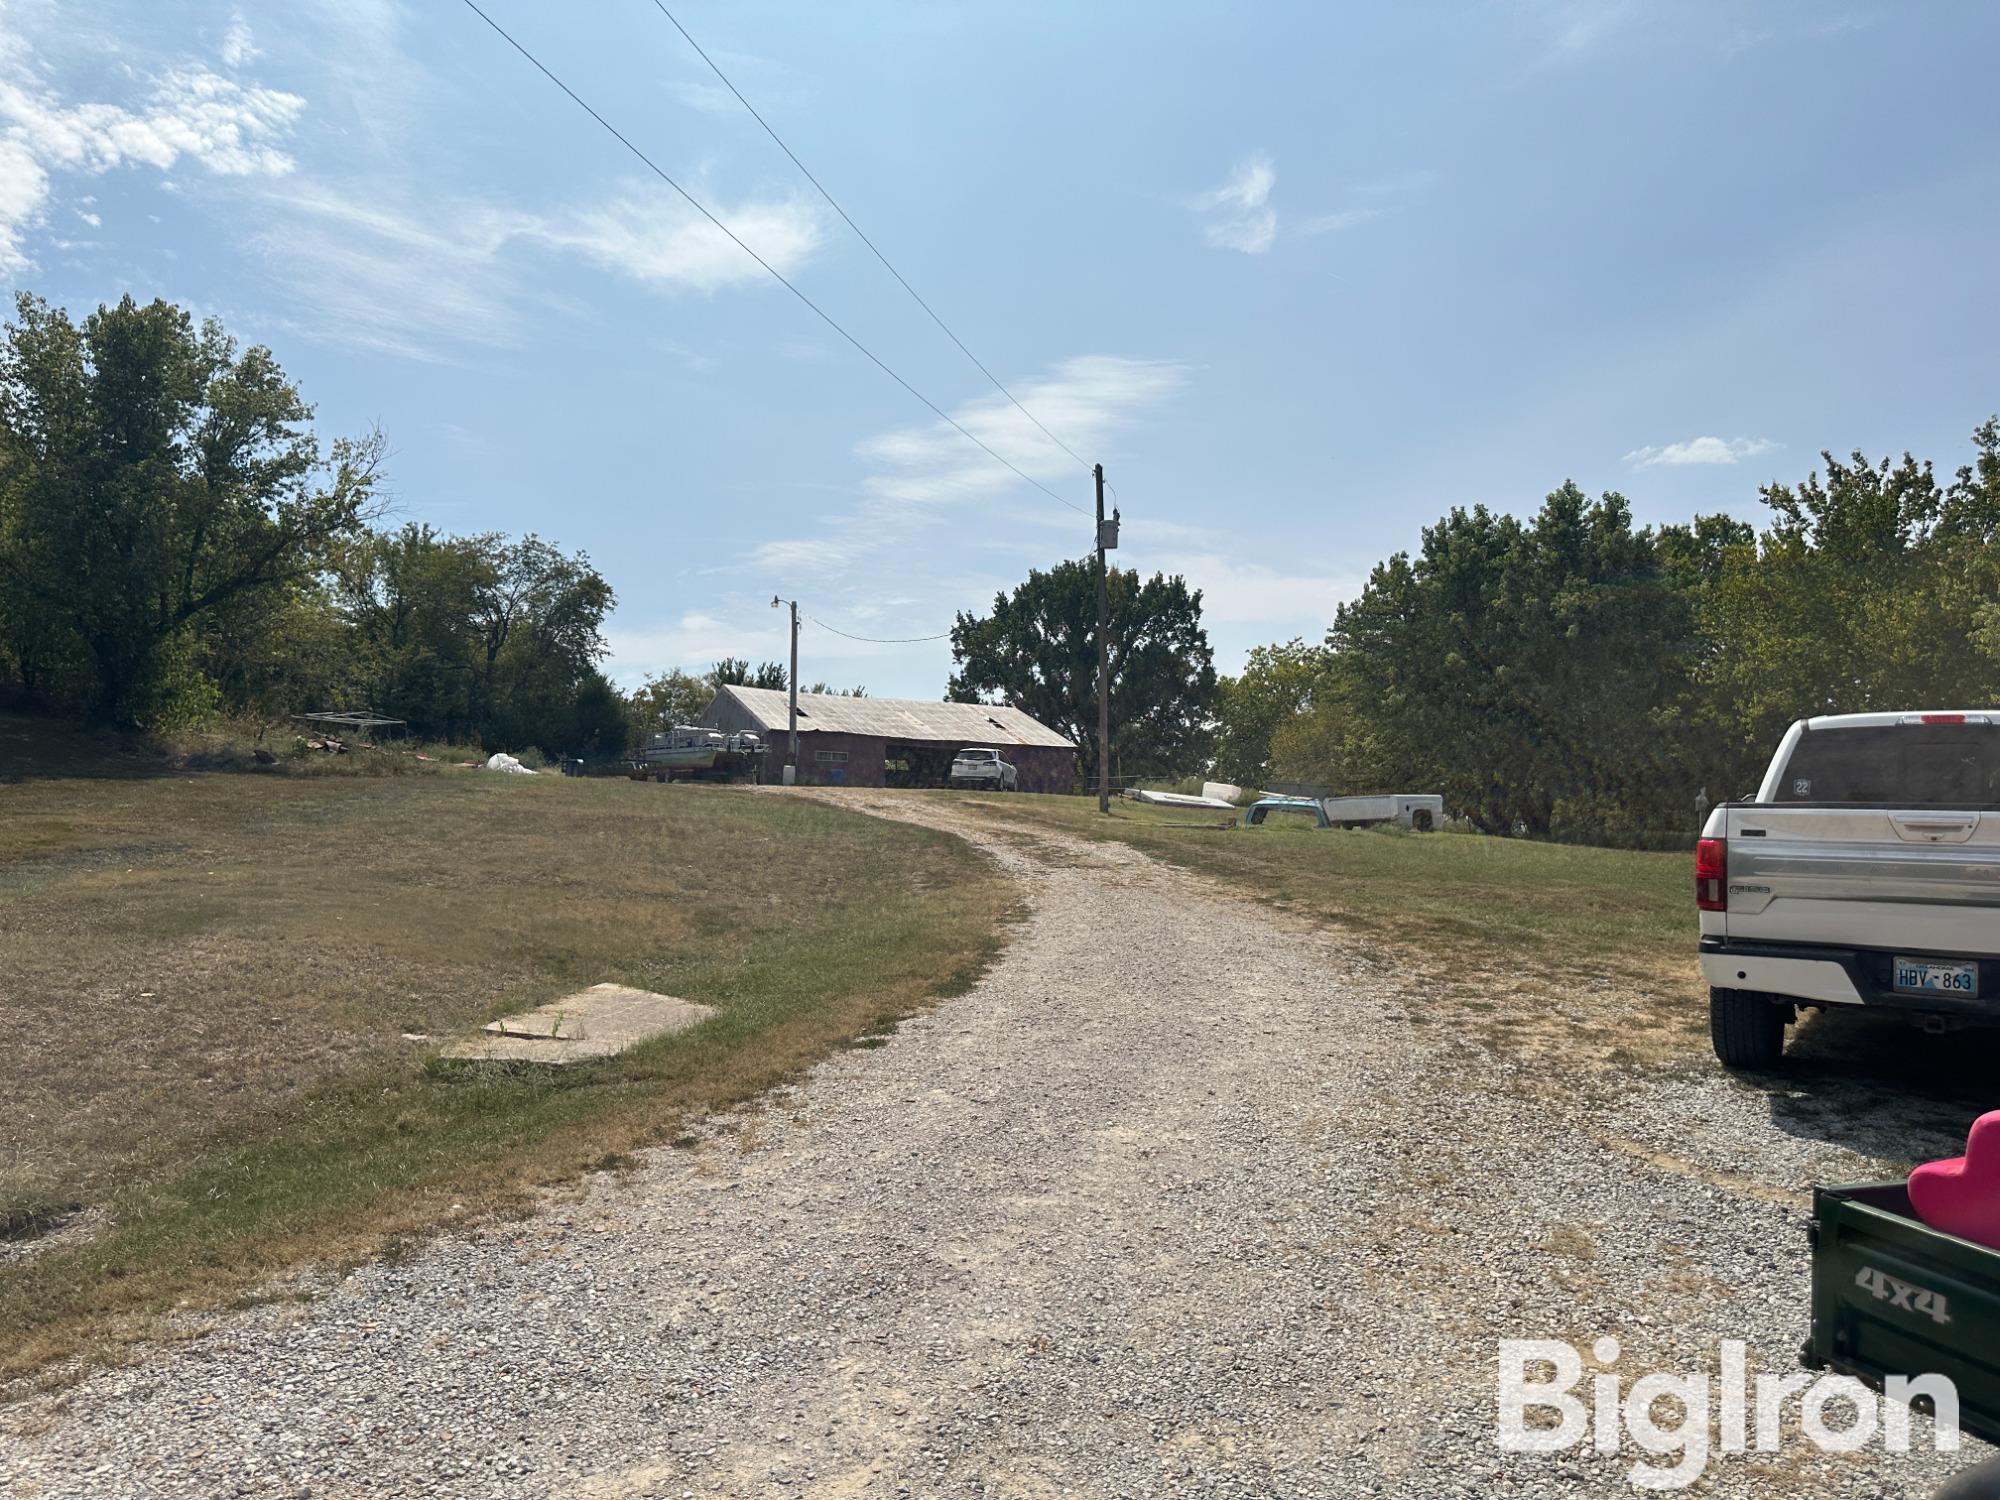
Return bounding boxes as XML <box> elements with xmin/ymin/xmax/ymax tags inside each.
<box><xmin>1696</xmin><ymin>838</ymin><xmax>1727</xmax><ymax>911</ymax></box>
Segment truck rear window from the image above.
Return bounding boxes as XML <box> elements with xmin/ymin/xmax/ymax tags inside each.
<box><xmin>1777</xmin><ymin>724</ymin><xmax>2000</xmax><ymax>806</ymax></box>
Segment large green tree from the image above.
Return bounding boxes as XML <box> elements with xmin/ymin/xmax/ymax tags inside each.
<box><xmin>0</xmin><ymin>293</ymin><xmax>381</xmax><ymax>724</ymax></box>
<box><xmin>948</xmin><ymin>557</ymin><xmax>1217</xmax><ymax>784</ymax></box>
<box><xmin>1331</xmin><ymin>483</ymin><xmax>1706</xmax><ymax>840</ymax></box>
<box><xmin>470</xmin><ymin>534</ymin><xmax>615</xmax><ymax>750</ymax></box>
<box><xmin>336</xmin><ymin>522</ymin><xmax>614</xmax><ymax>751</ymax></box>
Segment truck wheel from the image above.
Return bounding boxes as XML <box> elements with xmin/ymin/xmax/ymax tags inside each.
<box><xmin>1710</xmin><ymin>987</ymin><xmax>1785</xmax><ymax>1069</ymax></box>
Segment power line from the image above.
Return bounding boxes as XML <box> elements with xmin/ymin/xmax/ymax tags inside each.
<box><xmin>648</xmin><ymin>0</ymin><xmax>1094</xmax><ymax>476</ymax></box>
<box><xmin>456</xmin><ymin>0</ymin><xmax>1088</xmax><ymax>516</ymax></box>
<box><xmin>808</xmin><ymin>613</ymin><xmax>950</xmax><ymax>644</ymax></box>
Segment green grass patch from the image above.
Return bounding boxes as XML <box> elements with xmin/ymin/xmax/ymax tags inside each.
<box><xmin>964</xmin><ymin>793</ymin><xmax>1689</xmax><ymax>967</ymax></box>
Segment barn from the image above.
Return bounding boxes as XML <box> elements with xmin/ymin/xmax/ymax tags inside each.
<box><xmin>701</xmin><ymin>685</ymin><xmax>1077</xmax><ymax>792</ymax></box>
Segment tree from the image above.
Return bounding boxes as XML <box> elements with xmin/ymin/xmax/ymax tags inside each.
<box><xmin>333</xmin><ymin>523</ymin><xmax>612</xmax><ymax>750</ymax></box>
<box><xmin>336</xmin><ymin>523</ymin><xmax>488</xmax><ymax>739</ymax></box>
<box><xmin>0</xmin><ymin>293</ymin><xmax>381</xmax><ymax>723</ymax></box>
<box><xmin>200</xmin><ymin>573</ymin><xmax>369</xmax><ymax>725</ymax></box>
<box><xmin>707</xmin><ymin>657</ymin><xmax>788</xmax><ymax>691</ymax></box>
<box><xmin>949</xmin><ymin>558</ymin><xmax>1217</xmax><ymax>784</ymax></box>
<box><xmin>1330</xmin><ymin>483</ymin><xmax>1703</xmax><ymax>840</ymax></box>
<box><xmin>1211</xmin><ymin>639</ymin><xmax>1330</xmax><ymax>786</ymax></box>
<box><xmin>466</xmin><ymin>533</ymin><xmax>614</xmax><ymax>743</ymax></box>
<box><xmin>1703</xmin><ymin>435</ymin><xmax>2000</xmax><ymax>771</ymax></box>
<box><xmin>804</xmin><ymin>682</ymin><xmax>867</xmax><ymax>697</ymax></box>
<box><xmin>568</xmin><ymin>671</ymin><xmax>631</xmax><ymax>759</ymax></box>
<box><xmin>627</xmin><ymin>666</ymin><xmax>714</xmax><ymax>738</ymax></box>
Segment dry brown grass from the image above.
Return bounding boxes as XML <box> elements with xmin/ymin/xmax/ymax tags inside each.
<box><xmin>0</xmin><ymin>713</ymin><xmax>1012</xmax><ymax>1381</ymax></box>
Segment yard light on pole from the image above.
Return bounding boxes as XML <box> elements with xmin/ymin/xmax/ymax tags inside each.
<box><xmin>772</xmin><ymin>594</ymin><xmax>799</xmax><ymax>781</ymax></box>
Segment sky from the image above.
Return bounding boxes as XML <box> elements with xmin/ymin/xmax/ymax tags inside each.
<box><xmin>2</xmin><ymin>0</ymin><xmax>1998</xmax><ymax>699</ymax></box>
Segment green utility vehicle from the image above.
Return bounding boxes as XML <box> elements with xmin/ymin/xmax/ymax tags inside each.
<box><xmin>1808</xmin><ymin>1183</ymin><xmax>2000</xmax><ymax>1494</ymax></box>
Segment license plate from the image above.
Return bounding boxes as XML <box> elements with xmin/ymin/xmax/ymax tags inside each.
<box><xmin>1893</xmin><ymin>957</ymin><xmax>1979</xmax><ymax>998</ymax></box>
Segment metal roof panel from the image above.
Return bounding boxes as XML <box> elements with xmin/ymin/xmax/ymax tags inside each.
<box><xmin>709</xmin><ymin>686</ymin><xmax>1075</xmax><ymax>748</ymax></box>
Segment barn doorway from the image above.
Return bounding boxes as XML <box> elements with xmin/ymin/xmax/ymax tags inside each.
<box><xmin>884</xmin><ymin>742</ymin><xmax>956</xmax><ymax>788</ymax></box>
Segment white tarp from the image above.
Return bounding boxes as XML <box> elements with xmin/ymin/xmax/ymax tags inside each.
<box><xmin>484</xmin><ymin>752</ymin><xmax>537</xmax><ymax>775</ymax></box>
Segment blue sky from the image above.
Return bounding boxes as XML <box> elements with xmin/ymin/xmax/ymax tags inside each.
<box><xmin>3</xmin><ymin>0</ymin><xmax>1997</xmax><ymax>698</ymax></box>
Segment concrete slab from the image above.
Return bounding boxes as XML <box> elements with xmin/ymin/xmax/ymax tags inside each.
<box><xmin>441</xmin><ymin>984</ymin><xmax>715</xmax><ymax>1065</ymax></box>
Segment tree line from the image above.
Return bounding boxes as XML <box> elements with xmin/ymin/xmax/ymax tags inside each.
<box><xmin>0</xmin><ymin>293</ymin><xmax>639</xmax><ymax>756</ymax></box>
<box><xmin>0</xmin><ymin>292</ymin><xmax>871</xmax><ymax>758</ymax></box>
<box><xmin>1211</xmin><ymin>420</ymin><xmax>2000</xmax><ymax>844</ymax></box>
<box><xmin>23</xmin><ymin>290</ymin><xmax>1981</xmax><ymax>838</ymax></box>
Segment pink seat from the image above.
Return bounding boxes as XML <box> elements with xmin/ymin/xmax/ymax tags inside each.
<box><xmin>1910</xmin><ymin>1111</ymin><xmax>2000</xmax><ymax>1252</ymax></box>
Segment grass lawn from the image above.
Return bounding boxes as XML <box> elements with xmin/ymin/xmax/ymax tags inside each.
<box><xmin>0</xmin><ymin>715</ymin><xmax>1011</xmax><ymax>1379</ymax></box>
<box><xmin>958</xmin><ymin>791</ymin><xmax>1707</xmax><ymax>1072</ymax></box>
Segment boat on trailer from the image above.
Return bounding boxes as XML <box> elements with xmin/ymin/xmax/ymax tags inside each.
<box><xmin>630</xmin><ymin>726</ymin><xmax>767</xmax><ymax>782</ymax></box>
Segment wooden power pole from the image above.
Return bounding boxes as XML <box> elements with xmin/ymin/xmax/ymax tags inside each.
<box><xmin>1095</xmin><ymin>463</ymin><xmax>1111</xmax><ymax>815</ymax></box>
<box><xmin>772</xmin><ymin>594</ymin><xmax>800</xmax><ymax>783</ymax></box>
<box><xmin>787</xmin><ymin>598</ymin><xmax>800</xmax><ymax>774</ymax></box>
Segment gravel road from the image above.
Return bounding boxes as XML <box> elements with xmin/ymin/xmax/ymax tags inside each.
<box><xmin>1</xmin><ymin>794</ymin><xmax>1986</xmax><ymax>1498</ymax></box>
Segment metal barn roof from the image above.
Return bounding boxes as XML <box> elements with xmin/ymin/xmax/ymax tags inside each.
<box><xmin>709</xmin><ymin>685</ymin><xmax>1075</xmax><ymax>749</ymax></box>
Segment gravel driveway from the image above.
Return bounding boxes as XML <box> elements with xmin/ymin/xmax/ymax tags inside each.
<box><xmin>1</xmin><ymin>794</ymin><xmax>1985</xmax><ymax>1498</ymax></box>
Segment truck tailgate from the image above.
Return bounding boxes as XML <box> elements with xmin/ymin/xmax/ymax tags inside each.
<box><xmin>1722</xmin><ymin>807</ymin><xmax>2000</xmax><ymax>956</ymax></box>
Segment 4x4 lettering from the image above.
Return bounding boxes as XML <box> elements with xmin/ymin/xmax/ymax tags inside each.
<box><xmin>1856</xmin><ymin>1265</ymin><xmax>1952</xmax><ymax>1325</ymax></box>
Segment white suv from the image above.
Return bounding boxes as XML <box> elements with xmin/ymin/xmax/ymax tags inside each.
<box><xmin>949</xmin><ymin>746</ymin><xmax>1018</xmax><ymax>791</ymax></box>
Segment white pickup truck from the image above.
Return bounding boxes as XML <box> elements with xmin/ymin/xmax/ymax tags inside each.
<box><xmin>1698</xmin><ymin>710</ymin><xmax>2000</xmax><ymax>1069</ymax></box>
<box><xmin>948</xmin><ymin>746</ymin><xmax>1018</xmax><ymax>791</ymax></box>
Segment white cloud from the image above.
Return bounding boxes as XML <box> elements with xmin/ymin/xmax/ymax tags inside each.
<box><xmin>664</xmin><ymin>79</ymin><xmax>737</xmax><ymax>116</ymax></box>
<box><xmin>1193</xmin><ymin>156</ymin><xmax>1429</xmax><ymax>252</ymax></box>
<box><xmin>251</xmin><ymin>180</ymin><xmax>824</xmax><ymax>360</ymax></box>
<box><xmin>220</xmin><ymin>14</ymin><xmax>259</xmax><ymax>69</ymax></box>
<box><xmin>0</xmin><ymin>70</ymin><xmax>302</xmax><ymax>177</ymax></box>
<box><xmin>1623</xmin><ymin>435</ymin><xmax>1780</xmax><ymax>469</ymax></box>
<box><xmin>1542</xmin><ymin>0</ymin><xmax>1641</xmax><ymax>60</ymax></box>
<box><xmin>1298</xmin><ymin>207</ymin><xmax>1385</xmax><ymax>237</ymax></box>
<box><xmin>748</xmin><ymin>355</ymin><xmax>1190</xmax><ymax>577</ymax></box>
<box><xmin>1193</xmin><ymin>154</ymin><xmax>1277</xmax><ymax>254</ymax></box>
<box><xmin>246</xmin><ymin>184</ymin><xmax>525</xmax><ymax>359</ymax></box>
<box><xmin>1138</xmin><ymin>553</ymin><xmax>1358</xmax><ymax>626</ymax></box>
<box><xmin>604</xmin><ymin>603</ymin><xmax>795</xmax><ymax>688</ymax></box>
<box><xmin>0</xmin><ymin>137</ymin><xmax>50</xmax><ymax>268</ymax></box>
<box><xmin>852</xmin><ymin>355</ymin><xmax>1188</xmax><ymax>509</ymax></box>
<box><xmin>0</xmin><ymin>60</ymin><xmax>302</xmax><ymax>272</ymax></box>
<box><xmin>529</xmin><ymin>189</ymin><xmax>823</xmax><ymax>293</ymax></box>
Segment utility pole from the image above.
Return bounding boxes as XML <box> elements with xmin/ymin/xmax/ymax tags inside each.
<box><xmin>772</xmin><ymin>595</ymin><xmax>800</xmax><ymax>783</ymax></box>
<box><xmin>1095</xmin><ymin>463</ymin><xmax>1111</xmax><ymax>814</ymax></box>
